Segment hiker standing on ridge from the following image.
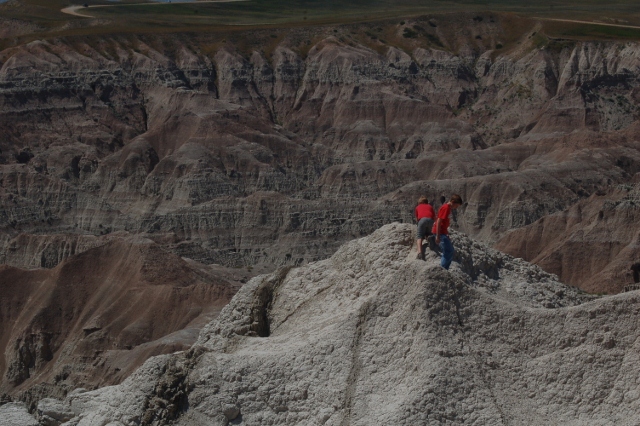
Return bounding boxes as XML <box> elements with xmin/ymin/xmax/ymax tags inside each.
<box><xmin>433</xmin><ymin>194</ymin><xmax>463</xmax><ymax>270</ymax></box>
<box><xmin>415</xmin><ymin>196</ymin><xmax>435</xmax><ymax>261</ymax></box>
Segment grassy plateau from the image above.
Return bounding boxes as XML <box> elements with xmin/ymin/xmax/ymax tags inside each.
<box><xmin>2</xmin><ymin>0</ymin><xmax>640</xmax><ymax>42</ymax></box>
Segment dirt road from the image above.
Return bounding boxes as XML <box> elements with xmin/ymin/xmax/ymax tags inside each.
<box><xmin>61</xmin><ymin>0</ymin><xmax>247</xmax><ymax>18</ymax></box>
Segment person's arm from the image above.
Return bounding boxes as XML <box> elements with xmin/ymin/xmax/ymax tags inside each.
<box><xmin>435</xmin><ymin>218</ymin><xmax>442</xmax><ymax>242</ymax></box>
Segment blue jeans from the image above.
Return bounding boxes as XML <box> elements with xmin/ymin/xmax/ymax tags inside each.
<box><xmin>439</xmin><ymin>235</ymin><xmax>454</xmax><ymax>270</ymax></box>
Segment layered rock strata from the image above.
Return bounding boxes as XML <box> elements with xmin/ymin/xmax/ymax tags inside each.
<box><xmin>497</xmin><ymin>182</ymin><xmax>640</xmax><ymax>294</ymax></box>
<box><xmin>1</xmin><ymin>15</ymin><xmax>639</xmax><ymax>279</ymax></box>
<box><xmin>18</xmin><ymin>224</ymin><xmax>640</xmax><ymax>425</ymax></box>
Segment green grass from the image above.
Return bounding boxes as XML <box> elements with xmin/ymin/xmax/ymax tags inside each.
<box><xmin>3</xmin><ymin>0</ymin><xmax>640</xmax><ymax>43</ymax></box>
<box><xmin>84</xmin><ymin>0</ymin><xmax>640</xmax><ymax>27</ymax></box>
<box><xmin>82</xmin><ymin>0</ymin><xmax>464</xmax><ymax>27</ymax></box>
<box><xmin>555</xmin><ymin>23</ymin><xmax>640</xmax><ymax>40</ymax></box>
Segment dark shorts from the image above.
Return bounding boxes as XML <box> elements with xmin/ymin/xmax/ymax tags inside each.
<box><xmin>416</xmin><ymin>217</ymin><xmax>434</xmax><ymax>239</ymax></box>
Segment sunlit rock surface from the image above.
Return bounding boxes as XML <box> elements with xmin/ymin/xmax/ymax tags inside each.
<box><xmin>31</xmin><ymin>224</ymin><xmax>640</xmax><ymax>425</ymax></box>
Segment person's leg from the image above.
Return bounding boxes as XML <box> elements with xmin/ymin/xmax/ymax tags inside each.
<box><xmin>428</xmin><ymin>234</ymin><xmax>437</xmax><ymax>252</ymax></box>
<box><xmin>423</xmin><ymin>219</ymin><xmax>433</xmax><ymax>256</ymax></box>
<box><xmin>416</xmin><ymin>218</ymin><xmax>428</xmax><ymax>259</ymax></box>
<box><xmin>439</xmin><ymin>235</ymin><xmax>454</xmax><ymax>269</ymax></box>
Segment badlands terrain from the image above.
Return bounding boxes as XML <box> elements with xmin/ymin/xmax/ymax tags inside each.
<box><xmin>4</xmin><ymin>223</ymin><xmax>640</xmax><ymax>425</ymax></box>
<box><xmin>1</xmin><ymin>6</ymin><xmax>640</xmax><ymax>421</ymax></box>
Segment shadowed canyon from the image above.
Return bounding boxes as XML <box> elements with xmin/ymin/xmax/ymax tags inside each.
<box><xmin>1</xmin><ymin>11</ymin><xmax>640</xmax><ymax>422</ymax></box>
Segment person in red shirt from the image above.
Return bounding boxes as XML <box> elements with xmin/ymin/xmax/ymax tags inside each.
<box><xmin>432</xmin><ymin>194</ymin><xmax>463</xmax><ymax>269</ymax></box>
<box><xmin>415</xmin><ymin>196</ymin><xmax>435</xmax><ymax>260</ymax></box>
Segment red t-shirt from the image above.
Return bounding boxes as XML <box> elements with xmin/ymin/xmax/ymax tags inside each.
<box><xmin>415</xmin><ymin>204</ymin><xmax>435</xmax><ymax>221</ymax></box>
<box><xmin>432</xmin><ymin>203</ymin><xmax>452</xmax><ymax>235</ymax></box>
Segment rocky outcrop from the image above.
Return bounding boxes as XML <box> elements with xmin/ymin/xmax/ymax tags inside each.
<box><xmin>0</xmin><ymin>402</ymin><xmax>39</xmax><ymax>426</ymax></box>
<box><xmin>27</xmin><ymin>223</ymin><xmax>640</xmax><ymax>425</ymax></box>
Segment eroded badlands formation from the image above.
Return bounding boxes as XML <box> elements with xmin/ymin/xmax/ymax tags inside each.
<box><xmin>2</xmin><ymin>12</ymin><xmax>640</xmax><ymax>415</ymax></box>
<box><xmin>5</xmin><ymin>223</ymin><xmax>640</xmax><ymax>425</ymax></box>
<box><xmin>0</xmin><ymin>234</ymin><xmax>242</xmax><ymax>408</ymax></box>
<box><xmin>1</xmin><ymin>15</ymin><xmax>639</xmax><ymax>277</ymax></box>
<box><xmin>497</xmin><ymin>183</ymin><xmax>640</xmax><ymax>294</ymax></box>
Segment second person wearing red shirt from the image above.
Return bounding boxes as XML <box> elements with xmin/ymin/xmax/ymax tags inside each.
<box><xmin>433</xmin><ymin>194</ymin><xmax>463</xmax><ymax>269</ymax></box>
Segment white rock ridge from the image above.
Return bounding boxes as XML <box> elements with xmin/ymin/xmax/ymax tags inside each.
<box><xmin>41</xmin><ymin>223</ymin><xmax>640</xmax><ymax>425</ymax></box>
<box><xmin>0</xmin><ymin>402</ymin><xmax>39</xmax><ymax>426</ymax></box>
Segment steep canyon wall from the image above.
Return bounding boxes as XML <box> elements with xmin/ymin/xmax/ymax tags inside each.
<box><xmin>1</xmin><ymin>16</ymin><xmax>639</xmax><ymax>275</ymax></box>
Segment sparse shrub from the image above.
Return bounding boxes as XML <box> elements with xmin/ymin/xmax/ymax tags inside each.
<box><xmin>15</xmin><ymin>149</ymin><xmax>33</xmax><ymax>164</ymax></box>
<box><xmin>403</xmin><ymin>28</ymin><xmax>418</xmax><ymax>38</ymax></box>
<box><xmin>425</xmin><ymin>33</ymin><xmax>443</xmax><ymax>47</ymax></box>
<box><xmin>532</xmin><ymin>34</ymin><xmax>549</xmax><ymax>49</ymax></box>
<box><xmin>546</xmin><ymin>40</ymin><xmax>573</xmax><ymax>54</ymax></box>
